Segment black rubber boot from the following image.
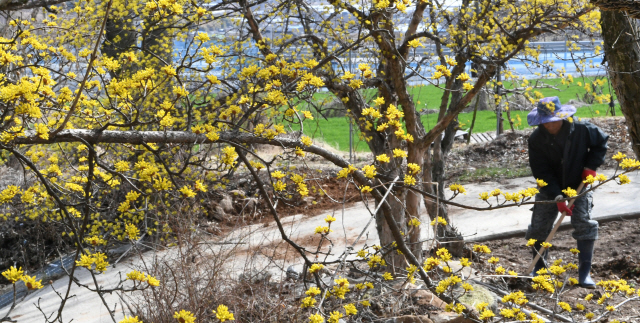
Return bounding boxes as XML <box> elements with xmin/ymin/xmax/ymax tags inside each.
<box><xmin>529</xmin><ymin>243</ymin><xmax>548</xmax><ymax>277</ymax></box>
<box><xmin>577</xmin><ymin>240</ymin><xmax>596</xmax><ymax>289</ymax></box>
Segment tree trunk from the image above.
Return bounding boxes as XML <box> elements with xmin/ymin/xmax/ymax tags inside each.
<box><xmin>406</xmin><ymin>146</ymin><xmax>425</xmax><ymax>262</ymax></box>
<box><xmin>467</xmin><ymin>92</ymin><xmax>481</xmax><ymax>144</ymax></box>
<box><xmin>375</xmin><ymin>190</ymin><xmax>408</xmax><ymax>269</ymax></box>
<box><xmin>102</xmin><ymin>17</ymin><xmax>136</xmax><ymax>67</ymax></box>
<box><xmin>506</xmin><ymin>107</ymin><xmax>515</xmax><ymax>132</ymax></box>
<box><xmin>423</xmin><ymin>128</ymin><xmax>465</xmax><ymax>256</ymax></box>
<box><xmin>422</xmin><ymin>81</ymin><xmax>465</xmax><ymax>257</ymax></box>
<box><xmin>601</xmin><ymin>11</ymin><xmax>640</xmax><ymax>158</ymax></box>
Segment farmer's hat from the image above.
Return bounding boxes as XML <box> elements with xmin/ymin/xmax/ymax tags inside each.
<box><xmin>527</xmin><ymin>96</ymin><xmax>576</xmax><ymax>126</ymax></box>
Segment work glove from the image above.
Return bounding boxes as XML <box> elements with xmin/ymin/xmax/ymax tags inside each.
<box><xmin>556</xmin><ymin>201</ymin><xmax>575</xmax><ymax>216</ymax></box>
<box><xmin>582</xmin><ymin>168</ymin><xmax>597</xmax><ymax>180</ymax></box>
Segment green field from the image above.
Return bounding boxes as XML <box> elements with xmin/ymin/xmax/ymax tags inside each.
<box><xmin>293</xmin><ymin>77</ymin><xmax>619</xmax><ymax>152</ymax></box>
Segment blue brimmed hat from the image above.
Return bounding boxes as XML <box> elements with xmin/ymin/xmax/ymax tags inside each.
<box><xmin>527</xmin><ymin>96</ymin><xmax>576</xmax><ymax>126</ymax></box>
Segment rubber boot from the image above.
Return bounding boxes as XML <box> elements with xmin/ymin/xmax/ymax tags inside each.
<box><xmin>577</xmin><ymin>240</ymin><xmax>596</xmax><ymax>289</ymax></box>
<box><xmin>529</xmin><ymin>244</ymin><xmax>548</xmax><ymax>277</ymax></box>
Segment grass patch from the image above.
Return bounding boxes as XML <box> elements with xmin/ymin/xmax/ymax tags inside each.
<box><xmin>296</xmin><ymin>104</ymin><xmax>621</xmax><ymax>153</ymax></box>
<box><xmin>294</xmin><ymin>117</ymin><xmax>373</xmax><ymax>152</ymax></box>
<box><xmin>428</xmin><ymin>104</ymin><xmax>622</xmax><ymax>134</ymax></box>
<box><xmin>454</xmin><ymin>166</ymin><xmax>532</xmax><ymax>183</ymax></box>
<box><xmin>501</xmin><ymin>76</ymin><xmax>613</xmax><ymax>101</ymax></box>
<box><xmin>290</xmin><ymin>77</ymin><xmax>619</xmax><ymax>152</ymax></box>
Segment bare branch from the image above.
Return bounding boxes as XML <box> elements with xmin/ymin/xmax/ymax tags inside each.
<box><xmin>0</xmin><ymin>0</ymin><xmax>70</xmax><ymax>11</ymax></box>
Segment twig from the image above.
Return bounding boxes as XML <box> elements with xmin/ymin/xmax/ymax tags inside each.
<box><xmin>51</xmin><ymin>0</ymin><xmax>113</xmax><ymax>136</ymax></box>
<box><xmin>317</xmin><ymin>176</ymin><xmax>399</xmax><ymax>310</ymax></box>
<box><xmin>113</xmin><ymin>234</ymin><xmax>147</xmax><ymax>268</ymax></box>
<box><xmin>586</xmin><ymin>296</ymin><xmax>640</xmax><ymax>323</ymax></box>
<box><xmin>474</xmin><ymin>280</ymin><xmax>571</xmax><ymax>322</ymax></box>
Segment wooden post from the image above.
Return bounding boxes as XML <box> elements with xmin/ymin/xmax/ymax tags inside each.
<box><xmin>495</xmin><ymin>65</ymin><xmax>503</xmax><ymax>136</ymax></box>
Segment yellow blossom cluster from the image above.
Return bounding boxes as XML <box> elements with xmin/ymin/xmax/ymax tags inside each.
<box><xmin>337</xmin><ymin>165</ymin><xmax>358</xmax><ymax>179</ymax></box>
<box><xmin>126</xmin><ymin>270</ymin><xmax>160</xmax><ymax>287</ymax></box>
<box><xmin>309</xmin><ymin>263</ymin><xmax>324</xmax><ymax>274</ymax></box>
<box><xmin>213</xmin><ymin>304</ymin><xmax>235</xmax><ymax>322</ymax></box>
<box><xmin>119</xmin><ymin>316</ymin><xmax>143</xmax><ymax>323</ymax></box>
<box><xmin>620</xmin><ymin>158</ymin><xmax>640</xmax><ymax>170</ymax></box>
<box><xmin>2</xmin><ymin>266</ymin><xmax>26</xmax><ymax>285</ymax></box>
<box><xmin>430</xmin><ymin>216</ymin><xmax>448</xmax><ymax>226</ymax></box>
<box><xmin>367</xmin><ymin>254</ymin><xmax>386</xmax><ymax>268</ymax></box>
<box><xmin>407</xmin><ymin>217</ymin><xmax>421</xmax><ymax>227</ymax></box>
<box><xmin>562</xmin><ymin>187</ymin><xmax>577</xmax><ymax>198</ymax></box>
<box><xmin>449</xmin><ymin>183</ymin><xmax>466</xmax><ymax>195</ymax></box>
<box><xmin>253</xmin><ymin>123</ymin><xmax>287</xmax><ymax>140</ymax></box>
<box><xmin>173</xmin><ymin>310</ymin><xmax>196</xmax><ymax>323</ymax></box>
<box><xmin>362</xmin><ymin>165</ymin><xmax>377</xmax><ymax>178</ymax></box>
<box><xmin>435</xmin><ymin>275</ymin><xmax>462</xmax><ymax>294</ymax></box>
<box><xmin>329</xmin><ymin>277</ymin><xmax>351</xmax><ymax>299</ymax></box>
<box><xmin>76</xmin><ymin>252</ymin><xmax>110</xmax><ymax>273</ymax></box>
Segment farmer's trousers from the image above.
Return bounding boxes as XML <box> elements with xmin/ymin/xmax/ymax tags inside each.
<box><xmin>525</xmin><ymin>190</ymin><xmax>598</xmax><ymax>242</ymax></box>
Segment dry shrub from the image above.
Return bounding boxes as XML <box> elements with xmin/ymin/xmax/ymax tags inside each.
<box><xmin>124</xmin><ymin>235</ymin><xmax>302</xmax><ymax>323</ymax></box>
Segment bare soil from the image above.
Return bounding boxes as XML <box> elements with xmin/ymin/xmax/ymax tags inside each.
<box><xmin>481</xmin><ymin>217</ymin><xmax>640</xmax><ymax>320</ymax></box>
<box><xmin>447</xmin><ymin>117</ymin><xmax>634</xmax><ymax>183</ymax></box>
<box><xmin>273</xmin><ymin>176</ymin><xmax>363</xmax><ymax>217</ymax></box>
<box><xmin>224</xmin><ymin>117</ymin><xmax>634</xmax><ymax>223</ymax></box>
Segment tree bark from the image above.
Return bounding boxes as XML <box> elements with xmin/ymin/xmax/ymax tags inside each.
<box><xmin>422</xmin><ymin>80</ymin><xmax>465</xmax><ymax>256</ymax></box>
<box><xmin>506</xmin><ymin>107</ymin><xmax>516</xmax><ymax>132</ymax></box>
<box><xmin>601</xmin><ymin>10</ymin><xmax>640</xmax><ymax>158</ymax></box>
<box><xmin>406</xmin><ymin>145</ymin><xmax>426</xmax><ymax>262</ymax></box>
<box><xmin>467</xmin><ymin>95</ymin><xmax>480</xmax><ymax>144</ymax></box>
<box><xmin>102</xmin><ymin>17</ymin><xmax>136</xmax><ymax>67</ymax></box>
<box><xmin>593</xmin><ymin>0</ymin><xmax>640</xmax><ymax>20</ymax></box>
<box><xmin>375</xmin><ymin>190</ymin><xmax>408</xmax><ymax>268</ymax></box>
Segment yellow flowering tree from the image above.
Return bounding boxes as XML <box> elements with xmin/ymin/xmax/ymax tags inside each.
<box><xmin>207</xmin><ymin>0</ymin><xmax>604</xmax><ymax>264</ymax></box>
<box><xmin>1</xmin><ymin>0</ymin><xmax>635</xmax><ymax>321</ymax></box>
<box><xmin>0</xmin><ymin>0</ymin><xmax>604</xmax><ymax>267</ymax></box>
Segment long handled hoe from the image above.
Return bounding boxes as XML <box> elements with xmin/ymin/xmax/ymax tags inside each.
<box><xmin>525</xmin><ymin>182</ymin><xmax>586</xmax><ymax>275</ymax></box>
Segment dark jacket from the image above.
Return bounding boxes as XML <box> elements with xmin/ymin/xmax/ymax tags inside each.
<box><xmin>528</xmin><ymin>121</ymin><xmax>609</xmax><ymax>198</ymax></box>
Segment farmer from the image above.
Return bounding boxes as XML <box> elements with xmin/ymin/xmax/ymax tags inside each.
<box><xmin>526</xmin><ymin>96</ymin><xmax>609</xmax><ymax>289</ymax></box>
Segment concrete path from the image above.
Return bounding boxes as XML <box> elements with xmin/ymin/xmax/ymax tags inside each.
<box><xmin>3</xmin><ymin>169</ymin><xmax>640</xmax><ymax>322</ymax></box>
<box><xmin>238</xmin><ymin>168</ymin><xmax>640</xmax><ymax>256</ymax></box>
<box><xmin>447</xmin><ymin>169</ymin><xmax>640</xmax><ymax>240</ymax></box>
<box><xmin>0</xmin><ymin>254</ymin><xmax>140</xmax><ymax>322</ymax></box>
